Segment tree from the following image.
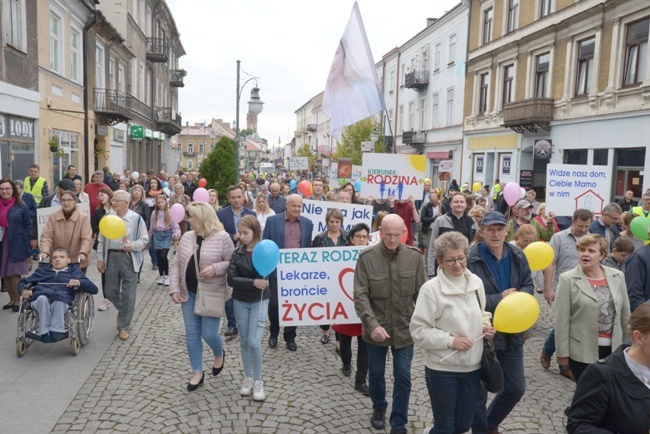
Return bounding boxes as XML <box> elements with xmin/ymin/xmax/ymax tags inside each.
<box><xmin>297</xmin><ymin>144</ymin><xmax>316</xmax><ymax>169</ymax></box>
<box><xmin>331</xmin><ymin>118</ymin><xmax>382</xmax><ymax>165</ymax></box>
<box><xmin>239</xmin><ymin>128</ymin><xmax>254</xmax><ymax>137</ymax></box>
<box><xmin>200</xmin><ymin>136</ymin><xmax>236</xmax><ymax>205</ymax></box>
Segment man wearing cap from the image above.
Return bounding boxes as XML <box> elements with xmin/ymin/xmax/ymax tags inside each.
<box><xmin>23</xmin><ymin>164</ymin><xmax>49</xmax><ymax>205</ymax></box>
<box><xmin>84</xmin><ymin>170</ymin><xmax>109</xmax><ymax>211</ymax></box>
<box><xmin>467</xmin><ymin>211</ymin><xmax>534</xmax><ymax>434</ymax></box>
<box><xmin>39</xmin><ymin>179</ymin><xmax>78</xmax><ymax>208</ymax></box>
<box><xmin>506</xmin><ymin>199</ymin><xmax>555</xmax><ymax>242</ymax></box>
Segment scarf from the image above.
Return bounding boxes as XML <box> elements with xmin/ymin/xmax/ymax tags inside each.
<box><xmin>148</xmin><ymin>189</ymin><xmax>164</xmax><ymax>199</ymax></box>
<box><xmin>0</xmin><ymin>197</ymin><xmax>16</xmax><ymax>228</ymax></box>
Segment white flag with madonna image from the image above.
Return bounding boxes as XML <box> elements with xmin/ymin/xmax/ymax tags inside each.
<box><xmin>322</xmin><ymin>2</ymin><xmax>386</xmax><ymax>136</ymax></box>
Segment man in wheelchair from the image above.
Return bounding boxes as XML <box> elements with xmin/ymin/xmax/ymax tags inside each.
<box><xmin>18</xmin><ymin>247</ymin><xmax>98</xmax><ymax>343</ymax></box>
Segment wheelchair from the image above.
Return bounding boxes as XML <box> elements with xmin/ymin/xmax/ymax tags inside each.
<box><xmin>16</xmin><ymin>283</ymin><xmax>95</xmax><ymax>357</ymax></box>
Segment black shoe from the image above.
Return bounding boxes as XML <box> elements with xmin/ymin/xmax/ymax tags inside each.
<box><xmin>187</xmin><ymin>372</ymin><xmax>204</xmax><ymax>392</ymax></box>
<box><xmin>370</xmin><ymin>408</ymin><xmax>386</xmax><ymax>430</ymax></box>
<box><xmin>3</xmin><ymin>303</ymin><xmax>12</xmax><ymax>310</ymax></box>
<box><xmin>12</xmin><ymin>305</ymin><xmax>19</xmax><ymax>312</ymax></box>
<box><xmin>152</xmin><ymin>264</ymin><xmax>158</xmax><ymax>270</ymax></box>
<box><xmin>341</xmin><ymin>365</ymin><xmax>352</xmax><ymax>377</ymax></box>
<box><xmin>355</xmin><ymin>382</ymin><xmax>370</xmax><ymax>396</ymax></box>
<box><xmin>50</xmin><ymin>331</ymin><xmax>68</xmax><ymax>342</ymax></box>
<box><xmin>320</xmin><ymin>334</ymin><xmax>330</xmax><ymax>344</ymax></box>
<box><xmin>212</xmin><ymin>350</ymin><xmax>225</xmax><ymax>376</ymax></box>
<box><xmin>389</xmin><ymin>428</ymin><xmax>408</xmax><ymax>434</ymax></box>
<box><xmin>286</xmin><ymin>341</ymin><xmax>297</xmax><ymax>351</ymax></box>
<box><xmin>0</xmin><ymin>286</ymin><xmax>6</xmax><ymax>292</ymax></box>
<box><xmin>224</xmin><ymin>327</ymin><xmax>238</xmax><ymax>337</ymax></box>
<box><xmin>268</xmin><ymin>336</ymin><xmax>278</xmax><ymax>348</ymax></box>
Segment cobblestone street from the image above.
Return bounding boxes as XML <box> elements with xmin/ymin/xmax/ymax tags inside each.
<box><xmin>33</xmin><ymin>262</ymin><xmax>575</xmax><ymax>434</ymax></box>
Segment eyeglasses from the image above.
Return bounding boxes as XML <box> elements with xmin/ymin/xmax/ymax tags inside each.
<box><xmin>60</xmin><ymin>199</ymin><xmax>76</xmax><ymax>203</ymax></box>
<box><xmin>442</xmin><ymin>256</ymin><xmax>467</xmax><ymax>266</ymax></box>
<box><xmin>353</xmin><ymin>234</ymin><xmax>368</xmax><ymax>239</ymax></box>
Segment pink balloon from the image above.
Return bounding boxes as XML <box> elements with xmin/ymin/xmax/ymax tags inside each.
<box><xmin>170</xmin><ymin>203</ymin><xmax>185</xmax><ymax>223</ymax></box>
<box><xmin>193</xmin><ymin>187</ymin><xmax>209</xmax><ymax>203</ymax></box>
<box><xmin>503</xmin><ymin>182</ymin><xmax>521</xmax><ymax>206</ymax></box>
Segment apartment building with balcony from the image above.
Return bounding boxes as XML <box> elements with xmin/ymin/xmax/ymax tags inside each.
<box><xmin>463</xmin><ymin>0</ymin><xmax>650</xmax><ymax>201</ymax></box>
<box><xmin>0</xmin><ymin>0</ymin><xmax>40</xmax><ymax>180</ymax></box>
<box><xmin>294</xmin><ymin>92</ymin><xmax>330</xmax><ymax>169</ymax></box>
<box><xmin>377</xmin><ymin>3</ymin><xmax>469</xmax><ymax>188</ymax></box>
<box><xmin>177</xmin><ymin>119</ymin><xmax>235</xmax><ymax>171</ymax></box>
<box><xmin>98</xmin><ymin>0</ymin><xmax>184</xmax><ymax>175</ymax></box>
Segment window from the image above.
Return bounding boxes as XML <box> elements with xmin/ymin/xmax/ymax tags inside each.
<box><xmin>145</xmin><ymin>6</ymin><xmax>152</xmax><ymax>37</ymax></box>
<box><xmin>95</xmin><ymin>45</ymin><xmax>104</xmax><ymax>88</ymax></box>
<box><xmin>535</xmin><ymin>52</ymin><xmax>550</xmax><ymax>98</ymax></box>
<box><xmin>507</xmin><ymin>0</ymin><xmax>519</xmax><ymax>33</ymax></box>
<box><xmin>187</xmin><ymin>160</ymin><xmax>193</xmax><ymax>170</ymax></box>
<box><xmin>575</xmin><ymin>38</ymin><xmax>595</xmax><ymax>96</ymax></box>
<box><xmin>49</xmin><ymin>12</ymin><xmax>62</xmax><ymax>73</ymax></box>
<box><xmin>118</xmin><ymin>64</ymin><xmax>125</xmax><ymax>92</ymax></box>
<box><xmin>565</xmin><ymin>149</ymin><xmax>587</xmax><ymax>165</ymax></box>
<box><xmin>434</xmin><ymin>44</ymin><xmax>441</xmax><ymax>71</ymax></box>
<box><xmin>479</xmin><ymin>73</ymin><xmax>489</xmax><ymax>115</ymax></box>
<box><xmin>400</xmin><ymin>64</ymin><xmax>405</xmax><ymax>86</ymax></box>
<box><xmin>390</xmin><ymin>70</ymin><xmax>395</xmax><ymax>91</ymax></box>
<box><xmin>408</xmin><ymin>102</ymin><xmax>414</xmax><ymax>130</ymax></box>
<box><xmin>187</xmin><ymin>143</ymin><xmax>193</xmax><ymax>153</ymax></box>
<box><xmin>398</xmin><ymin>105</ymin><xmax>403</xmax><ymax>134</ymax></box>
<box><xmin>593</xmin><ymin>149</ymin><xmax>608</xmax><ymax>166</ymax></box>
<box><xmin>432</xmin><ymin>93</ymin><xmax>439</xmax><ymax>129</ymax></box>
<box><xmin>51</xmin><ymin>129</ymin><xmax>79</xmax><ymax>186</ymax></box>
<box><xmin>483</xmin><ymin>7</ymin><xmax>493</xmax><ymax>44</ymax></box>
<box><xmin>70</xmin><ymin>28</ymin><xmax>81</xmax><ymax>83</ymax></box>
<box><xmin>623</xmin><ymin>18</ymin><xmax>649</xmax><ymax>86</ymax></box>
<box><xmin>4</xmin><ymin>0</ymin><xmax>24</xmax><ymax>50</ymax></box>
<box><xmin>448</xmin><ymin>35</ymin><xmax>456</xmax><ymax>64</ymax></box>
<box><xmin>139</xmin><ymin>62</ymin><xmax>145</xmax><ymax>101</ymax></box>
<box><xmin>446</xmin><ymin>89</ymin><xmax>454</xmax><ymax>126</ymax></box>
<box><xmin>108</xmin><ymin>59</ymin><xmax>115</xmax><ymax>90</ymax></box>
<box><xmin>199</xmin><ymin>143</ymin><xmax>204</xmax><ymax>154</ymax></box>
<box><xmin>210</xmin><ymin>144</ymin><xmax>215</xmax><ymax>152</ymax></box>
<box><xmin>419</xmin><ymin>98</ymin><xmax>426</xmax><ymax>130</ymax></box>
<box><xmin>502</xmin><ymin>64</ymin><xmax>514</xmax><ymax>106</ymax></box>
<box><xmin>131</xmin><ymin>58</ymin><xmax>137</xmax><ymax>94</ymax></box>
<box><xmin>540</xmin><ymin>0</ymin><xmax>552</xmax><ymax>18</ymax></box>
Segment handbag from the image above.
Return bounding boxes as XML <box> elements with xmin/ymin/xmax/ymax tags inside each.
<box><xmin>192</xmin><ymin>237</ymin><xmax>226</xmax><ymax>318</ymax></box>
<box><xmin>475</xmin><ymin>291</ymin><xmax>504</xmax><ymax>393</ymax></box>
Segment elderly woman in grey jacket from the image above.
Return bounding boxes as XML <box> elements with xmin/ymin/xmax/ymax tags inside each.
<box><xmin>411</xmin><ymin>231</ymin><xmax>495</xmax><ymax>434</ymax></box>
<box><xmin>169</xmin><ymin>202</ymin><xmax>234</xmax><ymax>392</ymax></box>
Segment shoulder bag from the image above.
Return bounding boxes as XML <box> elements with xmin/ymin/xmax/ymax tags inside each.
<box><xmin>192</xmin><ymin>236</ymin><xmax>226</xmax><ymax>318</ymax></box>
<box><xmin>475</xmin><ymin>290</ymin><xmax>504</xmax><ymax>393</ymax></box>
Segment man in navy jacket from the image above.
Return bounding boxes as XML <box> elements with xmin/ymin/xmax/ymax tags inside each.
<box><xmin>217</xmin><ymin>185</ymin><xmax>256</xmax><ymax>337</ymax></box>
<box><xmin>262</xmin><ymin>194</ymin><xmax>313</xmax><ymax>351</ymax></box>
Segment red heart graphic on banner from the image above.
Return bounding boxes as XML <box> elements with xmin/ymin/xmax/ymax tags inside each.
<box><xmin>338</xmin><ymin>267</ymin><xmax>355</xmax><ymax>302</ymax></box>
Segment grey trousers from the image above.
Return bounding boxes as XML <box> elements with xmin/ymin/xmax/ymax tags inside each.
<box><xmin>105</xmin><ymin>251</ymin><xmax>138</xmax><ymax>331</ymax></box>
<box><xmin>32</xmin><ymin>295</ymin><xmax>68</xmax><ymax>334</ymax></box>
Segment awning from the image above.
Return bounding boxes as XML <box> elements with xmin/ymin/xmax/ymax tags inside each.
<box><xmin>426</xmin><ymin>150</ymin><xmax>450</xmax><ymax>159</ymax></box>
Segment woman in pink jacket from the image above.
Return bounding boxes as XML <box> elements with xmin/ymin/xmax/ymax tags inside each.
<box><xmin>169</xmin><ymin>202</ymin><xmax>235</xmax><ymax>391</ymax></box>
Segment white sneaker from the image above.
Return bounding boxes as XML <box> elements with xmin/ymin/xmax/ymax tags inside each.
<box><xmin>240</xmin><ymin>377</ymin><xmax>254</xmax><ymax>396</ymax></box>
<box><xmin>157</xmin><ymin>276</ymin><xmax>165</xmax><ymax>285</ymax></box>
<box><xmin>98</xmin><ymin>299</ymin><xmax>112</xmax><ymax>311</ymax></box>
<box><xmin>423</xmin><ymin>428</ymin><xmax>432</xmax><ymax>434</ymax></box>
<box><xmin>253</xmin><ymin>380</ymin><xmax>266</xmax><ymax>401</ymax></box>
<box><xmin>164</xmin><ymin>276</ymin><xmax>170</xmax><ymax>286</ymax></box>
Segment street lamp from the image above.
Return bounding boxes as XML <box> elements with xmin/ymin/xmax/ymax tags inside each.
<box><xmin>370</xmin><ymin>127</ymin><xmax>379</xmax><ymax>143</ymax></box>
<box><xmin>235</xmin><ymin>60</ymin><xmax>263</xmax><ymax>178</ymax></box>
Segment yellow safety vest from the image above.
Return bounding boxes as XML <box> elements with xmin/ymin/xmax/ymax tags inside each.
<box><xmin>24</xmin><ymin>176</ymin><xmax>46</xmax><ymax>204</ymax></box>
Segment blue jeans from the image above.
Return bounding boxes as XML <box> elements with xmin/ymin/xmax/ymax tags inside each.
<box><xmin>233</xmin><ymin>298</ymin><xmax>268</xmax><ymax>381</ymax></box>
<box><xmin>367</xmin><ymin>343</ymin><xmax>413</xmax><ymax>430</ymax></box>
<box><xmin>472</xmin><ymin>345</ymin><xmax>526</xmax><ymax>434</ymax></box>
<box><xmin>543</xmin><ymin>328</ymin><xmax>555</xmax><ymax>356</ymax></box>
<box><xmin>149</xmin><ymin>241</ymin><xmax>157</xmax><ymax>266</ymax></box>
<box><xmin>426</xmin><ymin>367</ymin><xmax>481</xmax><ymax>434</ymax></box>
<box><xmin>225</xmin><ymin>299</ymin><xmax>237</xmax><ymax>330</ymax></box>
<box><xmin>181</xmin><ymin>291</ymin><xmax>223</xmax><ymax>373</ymax></box>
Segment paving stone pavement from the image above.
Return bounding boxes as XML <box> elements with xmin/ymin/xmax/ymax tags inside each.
<box><xmin>47</xmin><ymin>263</ymin><xmax>575</xmax><ymax>434</ymax></box>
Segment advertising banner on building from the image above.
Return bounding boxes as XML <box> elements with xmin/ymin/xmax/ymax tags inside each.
<box><xmin>301</xmin><ymin>199</ymin><xmax>372</xmax><ymax>240</ymax></box>
<box><xmin>278</xmin><ymin>246</ymin><xmax>363</xmax><ymax>327</ymax></box>
<box><xmin>546</xmin><ymin>164</ymin><xmax>610</xmax><ymax>216</ymax></box>
<box><xmin>361</xmin><ymin>153</ymin><xmax>427</xmax><ymax>200</ymax></box>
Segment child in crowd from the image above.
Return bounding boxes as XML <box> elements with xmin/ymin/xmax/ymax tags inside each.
<box><xmin>149</xmin><ymin>195</ymin><xmax>181</xmax><ymax>286</ymax></box>
<box><xmin>602</xmin><ymin>237</ymin><xmax>634</xmax><ymax>272</ymax></box>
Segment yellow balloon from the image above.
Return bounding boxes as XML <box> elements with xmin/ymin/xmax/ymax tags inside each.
<box><xmin>523</xmin><ymin>241</ymin><xmax>554</xmax><ymax>271</ymax></box>
<box><xmin>99</xmin><ymin>215</ymin><xmax>127</xmax><ymax>240</ymax></box>
<box><xmin>493</xmin><ymin>292</ymin><xmax>540</xmax><ymax>334</ymax></box>
<box><xmin>473</xmin><ymin>181</ymin><xmax>482</xmax><ymax>193</ymax></box>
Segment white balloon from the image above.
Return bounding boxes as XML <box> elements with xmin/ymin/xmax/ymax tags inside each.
<box><xmin>520</xmin><ymin>187</ymin><xmax>526</xmax><ymax>199</ymax></box>
<box><xmin>131</xmin><ymin>171</ymin><xmax>139</xmax><ymax>181</ymax></box>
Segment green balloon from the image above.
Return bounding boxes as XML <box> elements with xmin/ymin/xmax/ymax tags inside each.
<box><xmin>630</xmin><ymin>216</ymin><xmax>650</xmax><ymax>240</ymax></box>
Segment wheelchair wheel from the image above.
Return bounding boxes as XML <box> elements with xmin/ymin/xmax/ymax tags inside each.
<box><xmin>16</xmin><ymin>337</ymin><xmax>26</xmax><ymax>357</ymax></box>
<box><xmin>70</xmin><ymin>335</ymin><xmax>80</xmax><ymax>356</ymax></box>
<box><xmin>17</xmin><ymin>303</ymin><xmax>38</xmax><ymax>348</ymax></box>
<box><xmin>76</xmin><ymin>292</ymin><xmax>94</xmax><ymax>346</ymax></box>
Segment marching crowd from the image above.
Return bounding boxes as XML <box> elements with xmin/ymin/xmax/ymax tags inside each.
<box><xmin>3</xmin><ymin>165</ymin><xmax>650</xmax><ymax>433</ymax></box>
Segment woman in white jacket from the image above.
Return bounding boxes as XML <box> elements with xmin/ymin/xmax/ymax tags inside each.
<box><xmin>410</xmin><ymin>231</ymin><xmax>495</xmax><ymax>434</ymax></box>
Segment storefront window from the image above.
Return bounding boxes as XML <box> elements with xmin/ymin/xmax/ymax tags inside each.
<box><xmin>564</xmin><ymin>149</ymin><xmax>587</xmax><ymax>164</ymax></box>
<box><xmin>593</xmin><ymin>149</ymin><xmax>608</xmax><ymax>166</ymax></box>
<box><xmin>52</xmin><ymin>130</ymin><xmax>79</xmax><ymax>185</ymax></box>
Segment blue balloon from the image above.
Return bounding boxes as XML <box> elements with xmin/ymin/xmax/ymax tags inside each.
<box><xmin>289</xmin><ymin>179</ymin><xmax>297</xmax><ymax>190</ymax></box>
<box><xmin>354</xmin><ymin>179</ymin><xmax>361</xmax><ymax>193</ymax></box>
<box><xmin>162</xmin><ymin>181</ymin><xmax>169</xmax><ymax>188</ymax></box>
<box><xmin>252</xmin><ymin>240</ymin><xmax>280</xmax><ymax>278</ymax></box>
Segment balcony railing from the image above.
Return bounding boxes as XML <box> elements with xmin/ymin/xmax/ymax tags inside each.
<box><xmin>93</xmin><ymin>89</ymin><xmax>131</xmax><ymax>126</ymax></box>
<box><xmin>503</xmin><ymin>98</ymin><xmax>554</xmax><ymax>133</ymax></box>
<box><xmin>183</xmin><ymin>151</ymin><xmax>196</xmax><ymax>157</ymax></box>
<box><xmin>405</xmin><ymin>70</ymin><xmax>430</xmax><ymax>91</ymax></box>
<box><xmin>402</xmin><ymin>130</ymin><xmax>426</xmax><ymax>153</ymax></box>
<box><xmin>306</xmin><ymin>124</ymin><xmax>317</xmax><ymax>132</ymax></box>
<box><xmin>128</xmin><ymin>94</ymin><xmax>151</xmax><ymax>119</ymax></box>
<box><xmin>147</xmin><ymin>37</ymin><xmax>168</xmax><ymax>63</ymax></box>
<box><xmin>170</xmin><ymin>69</ymin><xmax>186</xmax><ymax>87</ymax></box>
<box><xmin>155</xmin><ymin>107</ymin><xmax>182</xmax><ymax>135</ymax></box>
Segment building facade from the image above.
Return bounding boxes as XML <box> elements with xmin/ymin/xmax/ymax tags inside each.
<box><xmin>463</xmin><ymin>0</ymin><xmax>650</xmax><ymax>202</ymax></box>
<box><xmin>0</xmin><ymin>0</ymin><xmax>40</xmax><ymax>181</ymax></box>
<box><xmin>177</xmin><ymin>119</ymin><xmax>235</xmax><ymax>171</ymax></box>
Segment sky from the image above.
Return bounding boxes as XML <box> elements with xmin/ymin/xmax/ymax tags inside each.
<box><xmin>166</xmin><ymin>0</ymin><xmax>461</xmax><ymax>147</ymax></box>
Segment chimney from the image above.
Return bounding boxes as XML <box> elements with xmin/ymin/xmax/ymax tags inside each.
<box><xmin>427</xmin><ymin>18</ymin><xmax>438</xmax><ymax>27</ymax></box>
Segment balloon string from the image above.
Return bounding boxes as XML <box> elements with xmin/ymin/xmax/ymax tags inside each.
<box><xmin>439</xmin><ymin>335</ymin><xmax>485</xmax><ymax>362</ymax></box>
